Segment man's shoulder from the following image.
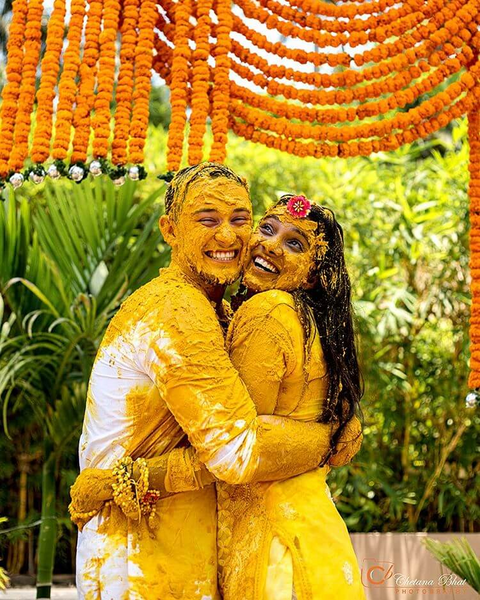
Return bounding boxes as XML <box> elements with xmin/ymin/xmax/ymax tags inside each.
<box><xmin>116</xmin><ymin>276</ymin><xmax>163</xmax><ymax>314</ymax></box>
<box><xmin>118</xmin><ymin>271</ymin><xmax>208</xmax><ymax>310</ymax></box>
<box><xmin>112</xmin><ymin>271</ymin><xmax>217</xmax><ymax>337</ymax></box>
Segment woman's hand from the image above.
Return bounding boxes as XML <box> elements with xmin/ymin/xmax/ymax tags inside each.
<box><xmin>328</xmin><ymin>416</ymin><xmax>363</xmax><ymax>467</ymax></box>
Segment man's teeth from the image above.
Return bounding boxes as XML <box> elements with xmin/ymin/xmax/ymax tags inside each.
<box><xmin>207</xmin><ymin>251</ymin><xmax>236</xmax><ymax>261</ymax></box>
<box><xmin>254</xmin><ymin>256</ymin><xmax>278</xmax><ymax>273</ymax></box>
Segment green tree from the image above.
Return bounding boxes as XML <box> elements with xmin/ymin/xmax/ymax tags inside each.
<box><xmin>0</xmin><ymin>120</ymin><xmax>478</xmax><ymax>591</ymax></box>
<box><xmin>0</xmin><ymin>175</ymin><xmax>168</xmax><ymax>597</ymax></box>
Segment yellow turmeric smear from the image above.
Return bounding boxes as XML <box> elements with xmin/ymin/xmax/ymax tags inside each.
<box><xmin>98</xmin><ymin>276</ymin><xmax>163</xmax><ymax>351</ymax></box>
<box><xmin>243</xmin><ymin>206</ymin><xmax>325</xmax><ymax>294</ymax></box>
<box><xmin>125</xmin><ymin>381</ymin><xmax>186</xmax><ymax>460</ymax></box>
<box><xmin>162</xmin><ymin>177</ymin><xmax>252</xmax><ymax>289</ymax></box>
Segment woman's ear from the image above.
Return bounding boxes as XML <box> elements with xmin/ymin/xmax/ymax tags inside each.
<box><xmin>304</xmin><ymin>268</ymin><xmax>319</xmax><ymax>290</ymax></box>
<box><xmin>159</xmin><ymin>214</ymin><xmax>176</xmax><ymax>247</ymax></box>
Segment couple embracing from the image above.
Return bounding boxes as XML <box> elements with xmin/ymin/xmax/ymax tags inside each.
<box><xmin>70</xmin><ymin>162</ymin><xmax>366</xmax><ymax>600</ymax></box>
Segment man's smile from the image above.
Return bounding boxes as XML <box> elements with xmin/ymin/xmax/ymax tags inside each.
<box><xmin>205</xmin><ymin>250</ymin><xmax>240</xmax><ymax>263</ymax></box>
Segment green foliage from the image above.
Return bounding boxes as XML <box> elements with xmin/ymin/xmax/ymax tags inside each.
<box><xmin>424</xmin><ymin>537</ymin><xmax>480</xmax><ymax>592</ymax></box>
<box><xmin>221</xmin><ymin>120</ymin><xmax>478</xmax><ymax>533</ymax></box>
<box><xmin>1</xmin><ymin>176</ymin><xmax>167</xmax><ymax>435</ymax></box>
<box><xmin>0</xmin><ymin>175</ymin><xmax>168</xmax><ymax>578</ymax></box>
<box><xmin>0</xmin><ymin>119</ymin><xmax>478</xmax><ymax>579</ymax></box>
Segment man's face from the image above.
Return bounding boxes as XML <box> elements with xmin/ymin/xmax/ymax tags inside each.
<box><xmin>169</xmin><ymin>177</ymin><xmax>253</xmax><ymax>286</ymax></box>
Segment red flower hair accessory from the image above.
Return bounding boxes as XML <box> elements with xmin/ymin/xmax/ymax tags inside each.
<box><xmin>287</xmin><ymin>195</ymin><xmax>312</xmax><ymax>218</ymax></box>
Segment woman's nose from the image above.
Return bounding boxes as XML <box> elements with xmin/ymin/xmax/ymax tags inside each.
<box><xmin>214</xmin><ymin>225</ymin><xmax>237</xmax><ymax>247</ymax></box>
<box><xmin>262</xmin><ymin>239</ymin><xmax>283</xmax><ymax>257</ymax></box>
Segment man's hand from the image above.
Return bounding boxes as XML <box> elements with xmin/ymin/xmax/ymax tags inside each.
<box><xmin>69</xmin><ymin>468</ymin><xmax>115</xmax><ymax>523</ymax></box>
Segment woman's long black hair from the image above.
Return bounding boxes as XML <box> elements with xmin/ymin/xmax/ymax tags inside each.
<box><xmin>276</xmin><ymin>195</ymin><xmax>364</xmax><ymax>459</ymax></box>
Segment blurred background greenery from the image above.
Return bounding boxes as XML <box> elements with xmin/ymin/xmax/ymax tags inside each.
<box><xmin>0</xmin><ymin>110</ymin><xmax>478</xmax><ymax>579</ymax></box>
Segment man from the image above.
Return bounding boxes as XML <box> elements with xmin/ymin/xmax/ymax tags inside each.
<box><xmin>76</xmin><ymin>163</ymin><xmax>361</xmax><ymax>599</ymax></box>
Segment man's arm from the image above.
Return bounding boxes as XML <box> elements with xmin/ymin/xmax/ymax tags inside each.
<box><xmin>140</xmin><ymin>286</ymin><xmax>361</xmax><ymax>485</ymax></box>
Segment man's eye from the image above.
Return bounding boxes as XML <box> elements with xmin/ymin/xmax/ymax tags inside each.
<box><xmin>198</xmin><ymin>218</ymin><xmax>217</xmax><ymax>225</ymax></box>
<box><xmin>232</xmin><ymin>217</ymin><xmax>249</xmax><ymax>225</ymax></box>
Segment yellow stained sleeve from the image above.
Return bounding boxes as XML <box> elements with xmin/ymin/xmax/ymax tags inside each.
<box><xmin>163</xmin><ymin>447</ymin><xmax>216</xmax><ymax>493</ymax></box>
<box><xmin>143</xmin><ymin>286</ymin><xmax>362</xmax><ymax>485</ymax></box>
<box><xmin>146</xmin><ymin>415</ymin><xmax>362</xmax><ymax>492</ymax></box>
<box><xmin>133</xmin><ymin>449</ymin><xmax>215</xmax><ymax>495</ymax></box>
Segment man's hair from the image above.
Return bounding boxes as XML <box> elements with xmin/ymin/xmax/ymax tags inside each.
<box><xmin>164</xmin><ymin>162</ymin><xmax>250</xmax><ymax>220</ymax></box>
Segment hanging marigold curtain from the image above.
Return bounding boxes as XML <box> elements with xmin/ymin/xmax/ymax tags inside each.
<box><xmin>1</xmin><ymin>0</ymin><xmax>480</xmax><ymax>387</ymax></box>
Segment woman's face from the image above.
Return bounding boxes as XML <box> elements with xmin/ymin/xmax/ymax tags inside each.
<box><xmin>243</xmin><ymin>209</ymin><xmax>321</xmax><ymax>292</ymax></box>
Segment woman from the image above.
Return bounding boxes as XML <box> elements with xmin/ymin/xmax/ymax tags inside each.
<box><xmin>70</xmin><ymin>187</ymin><xmax>364</xmax><ymax>599</ymax></box>
<box><xmin>216</xmin><ymin>194</ymin><xmax>365</xmax><ymax>599</ymax></box>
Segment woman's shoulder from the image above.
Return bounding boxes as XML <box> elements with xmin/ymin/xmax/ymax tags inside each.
<box><xmin>232</xmin><ymin>290</ymin><xmax>302</xmax><ymax>339</ymax></box>
<box><xmin>237</xmin><ymin>289</ymin><xmax>296</xmax><ymax>319</ymax></box>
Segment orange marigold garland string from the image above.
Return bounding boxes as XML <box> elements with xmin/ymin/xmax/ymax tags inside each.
<box><xmin>71</xmin><ymin>0</ymin><xmax>103</xmax><ymax>167</ymax></box>
<box><xmin>30</xmin><ymin>0</ymin><xmax>67</xmax><ymax>173</ymax></box>
<box><xmin>111</xmin><ymin>0</ymin><xmax>140</xmax><ymax>169</ymax></box>
<box><xmin>468</xmin><ymin>107</ymin><xmax>480</xmax><ymax>391</ymax></box>
<box><xmin>51</xmin><ymin>0</ymin><xmax>86</xmax><ymax>176</ymax></box>
<box><xmin>128</xmin><ymin>0</ymin><xmax>157</xmax><ymax>176</ymax></box>
<box><xmin>0</xmin><ymin>0</ymin><xmax>28</xmax><ymax>183</ymax></box>
<box><xmin>91</xmin><ymin>0</ymin><xmax>121</xmax><ymax>183</ymax></box>
<box><xmin>209</xmin><ymin>0</ymin><xmax>232</xmax><ymax>163</ymax></box>
<box><xmin>187</xmin><ymin>0</ymin><xmax>212</xmax><ymax>165</ymax></box>
<box><xmin>166</xmin><ymin>0</ymin><xmax>192</xmax><ymax>171</ymax></box>
<box><xmin>7</xmin><ymin>0</ymin><xmax>44</xmax><ymax>180</ymax></box>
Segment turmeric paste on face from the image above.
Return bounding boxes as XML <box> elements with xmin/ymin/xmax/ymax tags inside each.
<box><xmin>164</xmin><ymin>177</ymin><xmax>252</xmax><ymax>288</ymax></box>
<box><xmin>243</xmin><ymin>206</ymin><xmax>328</xmax><ymax>293</ymax></box>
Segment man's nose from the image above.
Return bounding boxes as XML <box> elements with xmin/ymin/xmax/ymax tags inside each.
<box><xmin>214</xmin><ymin>225</ymin><xmax>237</xmax><ymax>247</ymax></box>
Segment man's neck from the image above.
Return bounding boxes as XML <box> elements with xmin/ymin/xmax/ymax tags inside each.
<box><xmin>168</xmin><ymin>260</ymin><xmax>226</xmax><ymax>307</ymax></box>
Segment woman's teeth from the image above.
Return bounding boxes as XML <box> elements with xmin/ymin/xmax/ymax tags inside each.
<box><xmin>206</xmin><ymin>250</ymin><xmax>237</xmax><ymax>262</ymax></box>
<box><xmin>253</xmin><ymin>256</ymin><xmax>278</xmax><ymax>273</ymax></box>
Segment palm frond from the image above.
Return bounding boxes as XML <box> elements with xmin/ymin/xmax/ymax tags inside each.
<box><xmin>423</xmin><ymin>537</ymin><xmax>480</xmax><ymax>592</ymax></box>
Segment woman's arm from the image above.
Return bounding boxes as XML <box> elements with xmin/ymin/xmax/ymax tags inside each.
<box><xmin>145</xmin><ymin>288</ymin><xmax>361</xmax><ymax>485</ymax></box>
<box><xmin>71</xmin><ymin>288</ymin><xmax>362</xmax><ymax>524</ymax></box>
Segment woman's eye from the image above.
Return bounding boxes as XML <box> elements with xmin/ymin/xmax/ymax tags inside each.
<box><xmin>199</xmin><ymin>218</ymin><xmax>217</xmax><ymax>225</ymax></box>
<box><xmin>259</xmin><ymin>223</ymin><xmax>273</xmax><ymax>234</ymax></box>
<box><xmin>288</xmin><ymin>239</ymin><xmax>304</xmax><ymax>251</ymax></box>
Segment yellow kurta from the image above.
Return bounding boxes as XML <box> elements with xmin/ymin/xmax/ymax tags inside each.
<box><xmin>76</xmin><ymin>266</ymin><xmax>352</xmax><ymax>599</ymax></box>
<box><xmin>217</xmin><ymin>290</ymin><xmax>366</xmax><ymax>600</ymax></box>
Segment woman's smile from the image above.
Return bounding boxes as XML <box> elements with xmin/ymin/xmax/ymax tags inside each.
<box><xmin>251</xmin><ymin>253</ymin><xmax>280</xmax><ymax>274</ymax></box>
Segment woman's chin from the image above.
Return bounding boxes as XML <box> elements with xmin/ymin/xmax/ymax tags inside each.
<box><xmin>242</xmin><ymin>269</ymin><xmax>274</xmax><ymax>292</ymax></box>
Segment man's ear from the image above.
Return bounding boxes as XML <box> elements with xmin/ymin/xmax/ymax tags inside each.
<box><xmin>159</xmin><ymin>214</ymin><xmax>177</xmax><ymax>247</ymax></box>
